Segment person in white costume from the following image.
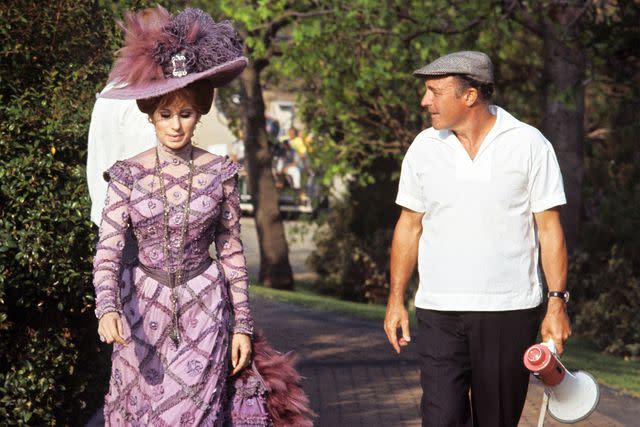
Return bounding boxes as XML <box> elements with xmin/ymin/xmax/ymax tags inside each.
<box><xmin>86</xmin><ymin>82</ymin><xmax>156</xmax><ymax>226</ymax></box>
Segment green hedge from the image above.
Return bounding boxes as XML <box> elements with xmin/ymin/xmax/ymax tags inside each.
<box><xmin>308</xmin><ymin>158</ymin><xmax>416</xmax><ymax>304</ymax></box>
<box><xmin>0</xmin><ymin>1</ymin><xmax>140</xmax><ymax>423</ymax></box>
<box><xmin>568</xmin><ymin>82</ymin><xmax>640</xmax><ymax>358</ymax></box>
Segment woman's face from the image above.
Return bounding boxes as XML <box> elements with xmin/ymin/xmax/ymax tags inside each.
<box><xmin>151</xmin><ymin>98</ymin><xmax>200</xmax><ymax>151</ymax></box>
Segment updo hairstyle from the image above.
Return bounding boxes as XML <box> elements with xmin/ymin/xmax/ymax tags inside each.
<box><xmin>136</xmin><ymin>79</ymin><xmax>215</xmax><ymax>116</ymax></box>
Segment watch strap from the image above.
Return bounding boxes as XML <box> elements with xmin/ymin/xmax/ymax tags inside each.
<box><xmin>547</xmin><ymin>290</ymin><xmax>570</xmax><ymax>303</ymax></box>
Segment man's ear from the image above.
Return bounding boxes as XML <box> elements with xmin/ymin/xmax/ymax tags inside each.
<box><xmin>465</xmin><ymin>88</ymin><xmax>479</xmax><ymax>106</ymax></box>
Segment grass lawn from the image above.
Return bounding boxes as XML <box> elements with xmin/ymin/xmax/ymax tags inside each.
<box><xmin>251</xmin><ymin>282</ymin><xmax>640</xmax><ymax>397</ymax></box>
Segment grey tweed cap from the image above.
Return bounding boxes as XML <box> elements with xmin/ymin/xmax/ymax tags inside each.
<box><xmin>413</xmin><ymin>51</ymin><xmax>494</xmax><ymax>84</ymax></box>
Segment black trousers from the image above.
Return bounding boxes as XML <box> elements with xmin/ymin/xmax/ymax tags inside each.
<box><xmin>416</xmin><ymin>306</ymin><xmax>541</xmax><ymax>427</ymax></box>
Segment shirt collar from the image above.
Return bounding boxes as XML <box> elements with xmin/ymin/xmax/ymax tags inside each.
<box><xmin>437</xmin><ymin>105</ymin><xmax>524</xmax><ymax>159</ymax></box>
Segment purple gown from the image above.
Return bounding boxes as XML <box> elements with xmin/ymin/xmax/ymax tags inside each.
<box><xmin>93</xmin><ymin>145</ymin><xmax>253</xmax><ymax>426</ymax></box>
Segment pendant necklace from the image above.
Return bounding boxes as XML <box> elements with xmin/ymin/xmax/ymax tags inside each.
<box><xmin>155</xmin><ymin>145</ymin><xmax>194</xmax><ymax>347</ymax></box>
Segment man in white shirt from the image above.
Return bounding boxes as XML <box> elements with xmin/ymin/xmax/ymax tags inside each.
<box><xmin>86</xmin><ymin>84</ymin><xmax>157</xmax><ymax>270</ymax></box>
<box><xmin>384</xmin><ymin>51</ymin><xmax>571</xmax><ymax>427</ymax></box>
<box><xmin>86</xmin><ymin>82</ymin><xmax>156</xmax><ymax>226</ymax></box>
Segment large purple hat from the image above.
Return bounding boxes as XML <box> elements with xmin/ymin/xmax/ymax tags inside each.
<box><xmin>100</xmin><ymin>7</ymin><xmax>247</xmax><ymax>100</ymax></box>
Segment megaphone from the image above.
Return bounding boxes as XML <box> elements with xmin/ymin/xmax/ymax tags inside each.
<box><xmin>524</xmin><ymin>342</ymin><xmax>600</xmax><ymax>423</ymax></box>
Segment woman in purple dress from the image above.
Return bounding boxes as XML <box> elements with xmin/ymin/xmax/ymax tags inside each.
<box><xmin>93</xmin><ymin>7</ymin><xmax>259</xmax><ymax>425</ymax></box>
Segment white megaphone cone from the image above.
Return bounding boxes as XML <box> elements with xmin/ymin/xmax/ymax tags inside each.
<box><xmin>524</xmin><ymin>340</ymin><xmax>600</xmax><ymax>424</ymax></box>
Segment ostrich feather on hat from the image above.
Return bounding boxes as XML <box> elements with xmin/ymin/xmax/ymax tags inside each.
<box><xmin>106</xmin><ymin>6</ymin><xmax>171</xmax><ymax>88</ymax></box>
<box><xmin>101</xmin><ymin>7</ymin><xmax>247</xmax><ymax>100</ymax></box>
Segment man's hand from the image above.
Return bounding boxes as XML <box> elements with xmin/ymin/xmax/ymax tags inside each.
<box><xmin>540</xmin><ymin>299</ymin><xmax>571</xmax><ymax>354</ymax></box>
<box><xmin>97</xmin><ymin>312</ymin><xmax>127</xmax><ymax>346</ymax></box>
<box><xmin>385</xmin><ymin>208</ymin><xmax>422</xmax><ymax>355</ymax></box>
<box><xmin>384</xmin><ymin>298</ymin><xmax>411</xmax><ymax>354</ymax></box>
<box><xmin>230</xmin><ymin>333</ymin><xmax>252</xmax><ymax>375</ymax></box>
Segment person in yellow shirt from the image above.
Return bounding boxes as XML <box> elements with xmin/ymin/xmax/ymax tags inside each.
<box><xmin>287</xmin><ymin>127</ymin><xmax>307</xmax><ymax>159</ymax></box>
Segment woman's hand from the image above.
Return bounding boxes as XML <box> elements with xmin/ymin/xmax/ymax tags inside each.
<box><xmin>230</xmin><ymin>333</ymin><xmax>252</xmax><ymax>375</ymax></box>
<box><xmin>98</xmin><ymin>312</ymin><xmax>127</xmax><ymax>346</ymax></box>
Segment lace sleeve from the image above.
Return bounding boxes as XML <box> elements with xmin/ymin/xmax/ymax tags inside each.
<box><xmin>93</xmin><ymin>161</ymin><xmax>132</xmax><ymax>319</ymax></box>
<box><xmin>215</xmin><ymin>160</ymin><xmax>253</xmax><ymax>335</ymax></box>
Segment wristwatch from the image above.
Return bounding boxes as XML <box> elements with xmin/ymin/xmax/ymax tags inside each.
<box><xmin>548</xmin><ymin>290</ymin><xmax>570</xmax><ymax>303</ymax></box>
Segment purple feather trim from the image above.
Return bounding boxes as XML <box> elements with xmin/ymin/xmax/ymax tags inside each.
<box><xmin>108</xmin><ymin>6</ymin><xmax>171</xmax><ymax>86</ymax></box>
<box><xmin>249</xmin><ymin>331</ymin><xmax>316</xmax><ymax>427</ymax></box>
<box><xmin>154</xmin><ymin>9</ymin><xmax>243</xmax><ymax>78</ymax></box>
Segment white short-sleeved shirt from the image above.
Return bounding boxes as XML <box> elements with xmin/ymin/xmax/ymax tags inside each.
<box><xmin>396</xmin><ymin>106</ymin><xmax>566</xmax><ymax>311</ymax></box>
<box><xmin>87</xmin><ymin>83</ymin><xmax>157</xmax><ymax>225</ymax></box>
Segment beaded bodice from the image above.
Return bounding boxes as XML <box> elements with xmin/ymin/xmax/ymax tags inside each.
<box><xmin>93</xmin><ymin>145</ymin><xmax>253</xmax><ymax>334</ymax></box>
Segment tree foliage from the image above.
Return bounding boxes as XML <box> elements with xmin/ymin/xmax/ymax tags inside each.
<box><xmin>271</xmin><ymin>0</ymin><xmax>639</xmax><ymax>356</ymax></box>
<box><xmin>567</xmin><ymin>0</ymin><xmax>640</xmax><ymax>357</ymax></box>
<box><xmin>278</xmin><ymin>1</ymin><xmax>507</xmax><ymax>179</ymax></box>
<box><xmin>194</xmin><ymin>0</ymin><xmax>335</xmax><ymax>289</ymax></box>
<box><xmin>275</xmin><ymin>0</ymin><xmax>520</xmax><ymax>301</ymax></box>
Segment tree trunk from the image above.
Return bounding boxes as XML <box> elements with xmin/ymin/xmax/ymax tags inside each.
<box><xmin>239</xmin><ymin>62</ymin><xmax>294</xmax><ymax>289</ymax></box>
<box><xmin>541</xmin><ymin>4</ymin><xmax>586</xmax><ymax>252</ymax></box>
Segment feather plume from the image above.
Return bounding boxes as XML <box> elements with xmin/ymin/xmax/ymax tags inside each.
<box><xmin>108</xmin><ymin>6</ymin><xmax>170</xmax><ymax>86</ymax></box>
<box><xmin>251</xmin><ymin>331</ymin><xmax>316</xmax><ymax>427</ymax></box>
<box><xmin>153</xmin><ymin>9</ymin><xmax>243</xmax><ymax>78</ymax></box>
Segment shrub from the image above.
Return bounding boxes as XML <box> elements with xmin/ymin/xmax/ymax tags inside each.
<box><xmin>568</xmin><ymin>76</ymin><xmax>640</xmax><ymax>358</ymax></box>
<box><xmin>0</xmin><ymin>0</ymin><xmax>149</xmax><ymax>423</ymax></box>
<box><xmin>570</xmin><ymin>249</ymin><xmax>640</xmax><ymax>357</ymax></box>
<box><xmin>308</xmin><ymin>180</ymin><xmax>417</xmax><ymax>305</ymax></box>
<box><xmin>309</xmin><ymin>201</ymin><xmax>394</xmax><ymax>303</ymax></box>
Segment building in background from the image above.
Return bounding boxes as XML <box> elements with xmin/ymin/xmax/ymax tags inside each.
<box><xmin>193</xmin><ymin>103</ymin><xmax>235</xmax><ymax>156</ymax></box>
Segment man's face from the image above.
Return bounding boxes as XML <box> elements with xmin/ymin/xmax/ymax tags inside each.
<box><xmin>420</xmin><ymin>76</ymin><xmax>467</xmax><ymax>130</ymax></box>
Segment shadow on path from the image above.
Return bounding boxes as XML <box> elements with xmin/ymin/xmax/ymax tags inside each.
<box><xmin>253</xmin><ymin>296</ymin><xmax>637</xmax><ymax>427</ymax></box>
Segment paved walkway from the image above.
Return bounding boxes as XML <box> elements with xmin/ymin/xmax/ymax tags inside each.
<box><xmin>253</xmin><ymin>296</ymin><xmax>636</xmax><ymax>427</ymax></box>
<box><xmin>243</xmin><ymin>217</ymin><xmax>637</xmax><ymax>426</ymax></box>
<box><xmin>88</xmin><ymin>219</ymin><xmax>638</xmax><ymax>425</ymax></box>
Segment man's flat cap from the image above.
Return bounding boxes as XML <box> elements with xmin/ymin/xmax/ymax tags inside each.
<box><xmin>413</xmin><ymin>51</ymin><xmax>494</xmax><ymax>84</ymax></box>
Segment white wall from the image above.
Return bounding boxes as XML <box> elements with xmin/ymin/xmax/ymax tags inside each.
<box><xmin>193</xmin><ymin>104</ymin><xmax>236</xmax><ymax>156</ymax></box>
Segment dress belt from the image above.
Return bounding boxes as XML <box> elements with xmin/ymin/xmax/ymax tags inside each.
<box><xmin>138</xmin><ymin>258</ymin><xmax>214</xmax><ymax>288</ymax></box>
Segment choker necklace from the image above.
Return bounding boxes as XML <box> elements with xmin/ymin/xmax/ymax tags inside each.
<box><xmin>155</xmin><ymin>145</ymin><xmax>194</xmax><ymax>346</ymax></box>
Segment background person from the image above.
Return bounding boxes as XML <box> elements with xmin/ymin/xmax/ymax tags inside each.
<box><xmin>230</xmin><ymin>129</ymin><xmax>245</xmax><ymax>166</ymax></box>
<box><xmin>287</xmin><ymin>126</ymin><xmax>307</xmax><ymax>163</ymax></box>
<box><xmin>275</xmin><ymin>140</ymin><xmax>306</xmax><ymax>201</ymax></box>
<box><xmin>86</xmin><ymin>7</ymin><xmax>167</xmax><ymax>226</ymax></box>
